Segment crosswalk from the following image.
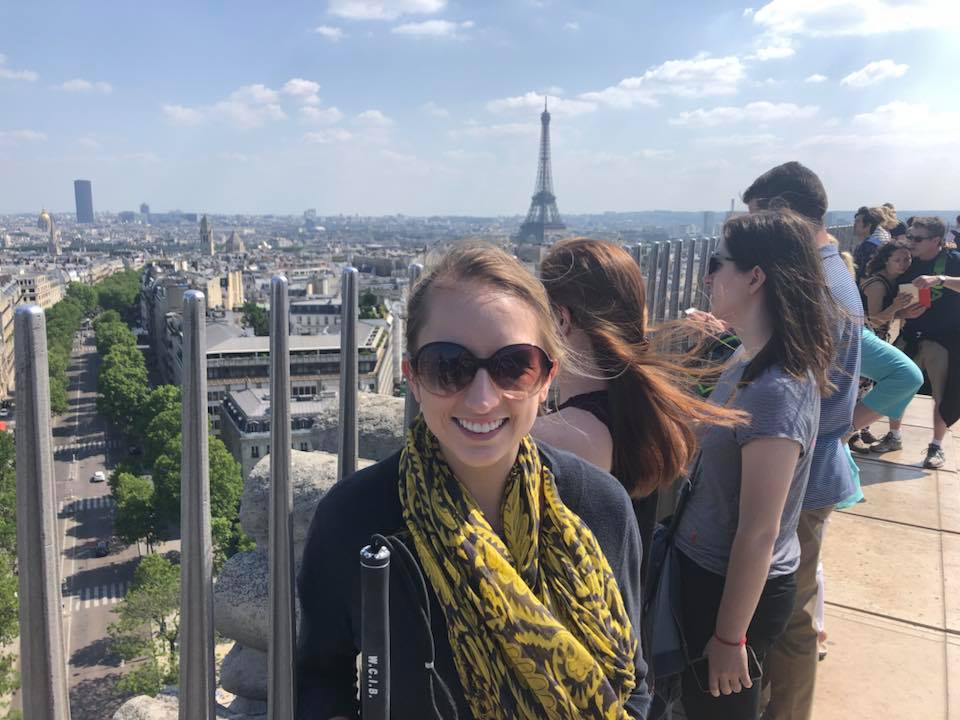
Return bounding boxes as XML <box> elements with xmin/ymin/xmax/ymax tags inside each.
<box><xmin>54</xmin><ymin>439</ymin><xmax>120</xmax><ymax>454</ymax></box>
<box><xmin>66</xmin><ymin>582</ymin><xmax>131</xmax><ymax>612</ymax></box>
<box><xmin>59</xmin><ymin>496</ymin><xmax>116</xmax><ymax>514</ymax></box>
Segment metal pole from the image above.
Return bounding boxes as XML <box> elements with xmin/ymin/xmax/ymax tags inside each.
<box><xmin>268</xmin><ymin>276</ymin><xmax>296</xmax><ymax>719</ymax></box>
<box><xmin>696</xmin><ymin>237</ymin><xmax>710</xmax><ymax>310</ymax></box>
<box><xmin>644</xmin><ymin>243</ymin><xmax>660</xmax><ymax>326</ymax></box>
<box><xmin>179</xmin><ymin>290</ymin><xmax>215</xmax><ymax>720</ymax></box>
<box><xmin>669</xmin><ymin>240</ymin><xmax>683</xmax><ymax>321</ymax></box>
<box><xmin>14</xmin><ymin>305</ymin><xmax>71</xmax><ymax>720</ymax></box>
<box><xmin>337</xmin><ymin>267</ymin><xmax>359</xmax><ymax>482</ymax></box>
<box><xmin>655</xmin><ymin>241</ymin><xmax>670</xmax><ymax>324</ymax></box>
<box><xmin>403</xmin><ymin>263</ymin><xmax>423</xmax><ymax>429</ymax></box>
<box><xmin>361</xmin><ymin>543</ymin><xmax>391</xmax><ymax>720</ymax></box>
<box><xmin>681</xmin><ymin>239</ymin><xmax>696</xmax><ymax>312</ymax></box>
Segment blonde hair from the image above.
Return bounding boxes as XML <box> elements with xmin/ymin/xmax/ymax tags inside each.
<box><xmin>406</xmin><ymin>241</ymin><xmax>565</xmax><ymax>364</ymax></box>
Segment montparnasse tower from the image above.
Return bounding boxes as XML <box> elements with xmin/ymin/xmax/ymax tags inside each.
<box><xmin>200</xmin><ymin>215</ymin><xmax>214</xmax><ymax>256</ymax></box>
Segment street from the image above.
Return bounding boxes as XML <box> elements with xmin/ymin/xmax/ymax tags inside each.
<box><xmin>53</xmin><ymin>330</ymin><xmax>140</xmax><ymax>719</ymax></box>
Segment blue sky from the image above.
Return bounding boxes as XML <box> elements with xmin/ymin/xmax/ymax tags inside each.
<box><xmin>2</xmin><ymin>0</ymin><xmax>959</xmax><ymax>216</ymax></box>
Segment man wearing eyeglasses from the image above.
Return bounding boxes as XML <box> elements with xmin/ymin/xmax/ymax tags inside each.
<box><xmin>892</xmin><ymin>216</ymin><xmax>960</xmax><ymax>469</ymax></box>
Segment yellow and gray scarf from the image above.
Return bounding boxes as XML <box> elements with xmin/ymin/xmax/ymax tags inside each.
<box><xmin>399</xmin><ymin>415</ymin><xmax>637</xmax><ymax>719</ymax></box>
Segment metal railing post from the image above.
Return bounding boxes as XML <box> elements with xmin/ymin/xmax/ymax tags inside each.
<box><xmin>268</xmin><ymin>276</ymin><xmax>296</xmax><ymax>719</ymax></box>
<box><xmin>644</xmin><ymin>243</ymin><xmax>660</xmax><ymax>324</ymax></box>
<box><xmin>655</xmin><ymin>241</ymin><xmax>670</xmax><ymax>323</ymax></box>
<box><xmin>403</xmin><ymin>263</ymin><xmax>423</xmax><ymax>429</ymax></box>
<box><xmin>14</xmin><ymin>305</ymin><xmax>71</xmax><ymax>720</ymax></box>
<box><xmin>696</xmin><ymin>237</ymin><xmax>710</xmax><ymax>310</ymax></box>
<box><xmin>179</xmin><ymin>290</ymin><xmax>215</xmax><ymax>720</ymax></box>
<box><xmin>669</xmin><ymin>239</ymin><xmax>682</xmax><ymax>321</ymax></box>
<box><xmin>337</xmin><ymin>267</ymin><xmax>359</xmax><ymax>482</ymax></box>
<box><xmin>681</xmin><ymin>238</ymin><xmax>696</xmax><ymax>312</ymax></box>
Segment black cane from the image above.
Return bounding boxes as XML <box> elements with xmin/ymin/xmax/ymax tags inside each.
<box><xmin>361</xmin><ymin>540</ymin><xmax>391</xmax><ymax>720</ymax></box>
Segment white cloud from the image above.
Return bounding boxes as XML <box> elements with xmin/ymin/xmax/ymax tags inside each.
<box><xmin>449</xmin><ymin>122</ymin><xmax>538</xmax><ymax>140</ymax></box>
<box><xmin>163</xmin><ymin>84</ymin><xmax>287</xmax><ymax>128</ymax></box>
<box><xmin>743</xmin><ymin>7</ymin><xmax>755</xmax><ymax>17</ymax></box>
<box><xmin>0</xmin><ymin>54</ymin><xmax>38</xmax><ymax>81</ymax></box>
<box><xmin>564</xmin><ymin>21</ymin><xmax>580</xmax><ymax>31</ymax></box>
<box><xmin>798</xmin><ymin>102</ymin><xmax>960</xmax><ymax>148</ymax></box>
<box><xmin>229</xmin><ymin>83</ymin><xmax>280</xmax><ymax>104</ymax></box>
<box><xmin>218</xmin><ymin>152</ymin><xmax>250</xmax><ymax>162</ymax></box>
<box><xmin>805</xmin><ymin>73</ymin><xmax>828</xmax><ymax>83</ymax></box>
<box><xmin>421</xmin><ymin>101</ymin><xmax>450</xmax><ymax>118</ymax></box>
<box><xmin>752</xmin><ymin>46</ymin><xmax>795</xmax><ymax>60</ymax></box>
<box><xmin>670</xmin><ymin>101</ymin><xmax>818</xmax><ymax>127</ymax></box>
<box><xmin>391</xmin><ymin>19</ymin><xmax>473</xmax><ymax>37</ymax></box>
<box><xmin>0</xmin><ymin>129</ymin><xmax>47</xmax><ymax>145</ymax></box>
<box><xmin>163</xmin><ymin>105</ymin><xmax>206</xmax><ymax>126</ymax></box>
<box><xmin>580</xmin><ymin>53</ymin><xmax>746</xmax><ymax>109</ymax></box>
<box><xmin>60</xmin><ymin>78</ymin><xmax>113</xmax><ymax>94</ymax></box>
<box><xmin>487</xmin><ymin>91</ymin><xmax>596</xmax><ymax>116</ymax></box>
<box><xmin>78</xmin><ymin>137</ymin><xmax>102</xmax><ymax>150</ymax></box>
<box><xmin>283</xmin><ymin>78</ymin><xmax>320</xmax><ymax>100</ymax></box>
<box><xmin>638</xmin><ymin>148</ymin><xmax>674</xmax><ymax>158</ymax></box>
<box><xmin>840</xmin><ymin>59</ymin><xmax>908</xmax><ymax>87</ymax></box>
<box><xmin>304</xmin><ymin>128</ymin><xmax>353</xmax><ymax>143</ymax></box>
<box><xmin>301</xmin><ymin>106</ymin><xmax>345</xmax><ymax>125</ymax></box>
<box><xmin>314</xmin><ymin>25</ymin><xmax>345</xmax><ymax>41</ymax></box>
<box><xmin>117</xmin><ymin>151</ymin><xmax>160</xmax><ymax>163</ymax></box>
<box><xmin>355</xmin><ymin>109</ymin><xmax>393</xmax><ymax>127</ymax></box>
<box><xmin>752</xmin><ymin>0</ymin><xmax>956</xmax><ymax>37</ymax></box>
<box><xmin>443</xmin><ymin>148</ymin><xmax>495</xmax><ymax>161</ymax></box>
<box><xmin>328</xmin><ymin>0</ymin><xmax>445</xmax><ymax>20</ymax></box>
<box><xmin>694</xmin><ymin>133</ymin><xmax>779</xmax><ymax>147</ymax></box>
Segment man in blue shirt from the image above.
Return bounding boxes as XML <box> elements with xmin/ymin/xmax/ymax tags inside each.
<box><xmin>741</xmin><ymin>162</ymin><xmax>863</xmax><ymax>720</ymax></box>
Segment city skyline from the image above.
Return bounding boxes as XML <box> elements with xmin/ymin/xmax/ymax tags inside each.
<box><xmin>2</xmin><ymin>0</ymin><xmax>959</xmax><ymax>216</ymax></box>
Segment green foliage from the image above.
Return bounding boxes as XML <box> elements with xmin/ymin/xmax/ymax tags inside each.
<box><xmin>65</xmin><ymin>283</ymin><xmax>98</xmax><ymax>316</ymax></box>
<box><xmin>96</xmin><ymin>348</ymin><xmax>149</xmax><ymax>429</ymax></box>
<box><xmin>113</xmin><ymin>473</ymin><xmax>162</xmax><ymax>552</ymax></box>
<box><xmin>95</xmin><ymin>321</ymin><xmax>136</xmax><ymax>356</ymax></box>
<box><xmin>93</xmin><ymin>309</ymin><xmax>121</xmax><ymax>332</ymax></box>
<box><xmin>359</xmin><ymin>289</ymin><xmax>387</xmax><ymax>319</ymax></box>
<box><xmin>0</xmin><ymin>433</ymin><xmax>17</xmax><ymax>697</ymax></box>
<box><xmin>109</xmin><ymin>554</ymin><xmax>180</xmax><ymax>697</ymax></box>
<box><xmin>152</xmin><ymin>436</ymin><xmax>243</xmax><ymax>528</ymax></box>
<box><xmin>96</xmin><ymin>269</ymin><xmax>141</xmax><ymax>324</ymax></box>
<box><xmin>143</xmin><ymin>409</ymin><xmax>182</xmax><ymax>468</ymax></box>
<box><xmin>241</xmin><ymin>301</ymin><xmax>269</xmax><ymax>336</ymax></box>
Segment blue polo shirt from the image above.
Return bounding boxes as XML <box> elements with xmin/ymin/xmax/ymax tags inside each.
<box><xmin>805</xmin><ymin>244</ymin><xmax>863</xmax><ymax>510</ymax></box>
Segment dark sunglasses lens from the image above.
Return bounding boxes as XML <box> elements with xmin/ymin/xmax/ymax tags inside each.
<box><xmin>416</xmin><ymin>343</ymin><xmax>476</xmax><ymax>394</ymax></box>
<box><xmin>708</xmin><ymin>256</ymin><xmax>721</xmax><ymax>274</ymax></box>
<box><xmin>490</xmin><ymin>345</ymin><xmax>550</xmax><ymax>394</ymax></box>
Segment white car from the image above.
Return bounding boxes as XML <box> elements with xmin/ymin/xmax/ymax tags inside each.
<box><xmin>91</xmin><ymin>471</ymin><xmax>106</xmax><ymax>483</ymax></box>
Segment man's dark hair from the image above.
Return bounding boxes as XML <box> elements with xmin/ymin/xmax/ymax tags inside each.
<box><xmin>742</xmin><ymin>161</ymin><xmax>828</xmax><ymax>224</ymax></box>
<box><xmin>890</xmin><ymin>221</ymin><xmax>908</xmax><ymax>238</ymax></box>
<box><xmin>911</xmin><ymin>216</ymin><xmax>946</xmax><ymax>241</ymax></box>
<box><xmin>855</xmin><ymin>206</ymin><xmax>884</xmax><ymax>234</ymax></box>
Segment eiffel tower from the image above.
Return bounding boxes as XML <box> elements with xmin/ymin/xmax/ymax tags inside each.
<box><xmin>516</xmin><ymin>98</ymin><xmax>565</xmax><ymax>244</ymax></box>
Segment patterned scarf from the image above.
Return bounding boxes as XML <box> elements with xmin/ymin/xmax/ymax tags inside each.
<box><xmin>398</xmin><ymin>415</ymin><xmax>637</xmax><ymax>719</ymax></box>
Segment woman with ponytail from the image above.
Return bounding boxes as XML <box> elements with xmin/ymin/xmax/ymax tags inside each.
<box><xmin>534</xmin><ymin>238</ymin><xmax>745</xmax><ymax>579</ymax></box>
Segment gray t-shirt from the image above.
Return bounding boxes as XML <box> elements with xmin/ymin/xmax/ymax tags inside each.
<box><xmin>675</xmin><ymin>358</ymin><xmax>821</xmax><ymax>578</ymax></box>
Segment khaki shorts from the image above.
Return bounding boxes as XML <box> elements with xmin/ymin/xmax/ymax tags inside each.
<box><xmin>895</xmin><ymin>337</ymin><xmax>948</xmax><ymax>401</ymax></box>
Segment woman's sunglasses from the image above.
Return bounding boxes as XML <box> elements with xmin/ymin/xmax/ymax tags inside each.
<box><xmin>707</xmin><ymin>252</ymin><xmax>737</xmax><ymax>275</ymax></box>
<box><xmin>409</xmin><ymin>342</ymin><xmax>554</xmax><ymax>398</ymax></box>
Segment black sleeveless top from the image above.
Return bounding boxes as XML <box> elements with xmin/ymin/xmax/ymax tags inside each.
<box><xmin>556</xmin><ymin>391</ymin><xmax>659</xmax><ymax>583</ymax></box>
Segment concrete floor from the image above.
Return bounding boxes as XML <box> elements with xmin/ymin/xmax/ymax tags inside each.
<box><xmin>816</xmin><ymin>395</ymin><xmax>959</xmax><ymax>719</ymax></box>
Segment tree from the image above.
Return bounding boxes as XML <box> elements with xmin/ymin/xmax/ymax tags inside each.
<box><xmin>97</xmin><ymin>355</ymin><xmax>149</xmax><ymax>428</ymax></box>
<box><xmin>135</xmin><ymin>385</ymin><xmax>182</xmax><ymax>440</ymax></box>
<box><xmin>152</xmin><ymin>436</ymin><xmax>243</xmax><ymax>528</ymax></box>
<box><xmin>65</xmin><ymin>283</ymin><xmax>98</xmax><ymax>317</ymax></box>
<box><xmin>95</xmin><ymin>321</ymin><xmax>136</xmax><ymax>356</ymax></box>
<box><xmin>93</xmin><ymin>309</ymin><xmax>121</xmax><ymax>333</ymax></box>
<box><xmin>113</xmin><ymin>473</ymin><xmax>161</xmax><ymax>553</ymax></box>
<box><xmin>0</xmin><ymin>432</ymin><xmax>17</xmax><ymax>696</ymax></box>
<box><xmin>241</xmin><ymin>301</ymin><xmax>269</xmax><ymax>336</ymax></box>
<box><xmin>96</xmin><ymin>270</ymin><xmax>141</xmax><ymax>324</ymax></box>
<box><xmin>109</xmin><ymin>554</ymin><xmax>180</xmax><ymax>697</ymax></box>
<box><xmin>143</xmin><ymin>408</ymin><xmax>182</xmax><ymax>468</ymax></box>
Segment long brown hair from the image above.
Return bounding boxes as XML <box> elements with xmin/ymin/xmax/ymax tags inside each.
<box><xmin>540</xmin><ymin>238</ymin><xmax>744</xmax><ymax>498</ymax></box>
<box><xmin>722</xmin><ymin>211</ymin><xmax>837</xmax><ymax>395</ymax></box>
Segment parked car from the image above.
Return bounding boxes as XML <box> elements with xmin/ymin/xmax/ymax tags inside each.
<box><xmin>0</xmin><ymin>408</ymin><xmax>9</xmax><ymax>419</ymax></box>
<box><xmin>94</xmin><ymin>541</ymin><xmax>109</xmax><ymax>558</ymax></box>
<box><xmin>91</xmin><ymin>471</ymin><xmax>106</xmax><ymax>483</ymax></box>
<box><xmin>128</xmin><ymin>445</ymin><xmax>142</xmax><ymax>456</ymax></box>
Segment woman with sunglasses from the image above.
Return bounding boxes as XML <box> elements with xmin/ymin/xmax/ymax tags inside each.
<box><xmin>672</xmin><ymin>211</ymin><xmax>836</xmax><ymax>719</ymax></box>
<box><xmin>297</xmin><ymin>242</ymin><xmax>650</xmax><ymax>719</ymax></box>
<box><xmin>533</xmin><ymin>238</ymin><xmax>744</xmax><ymax>582</ymax></box>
